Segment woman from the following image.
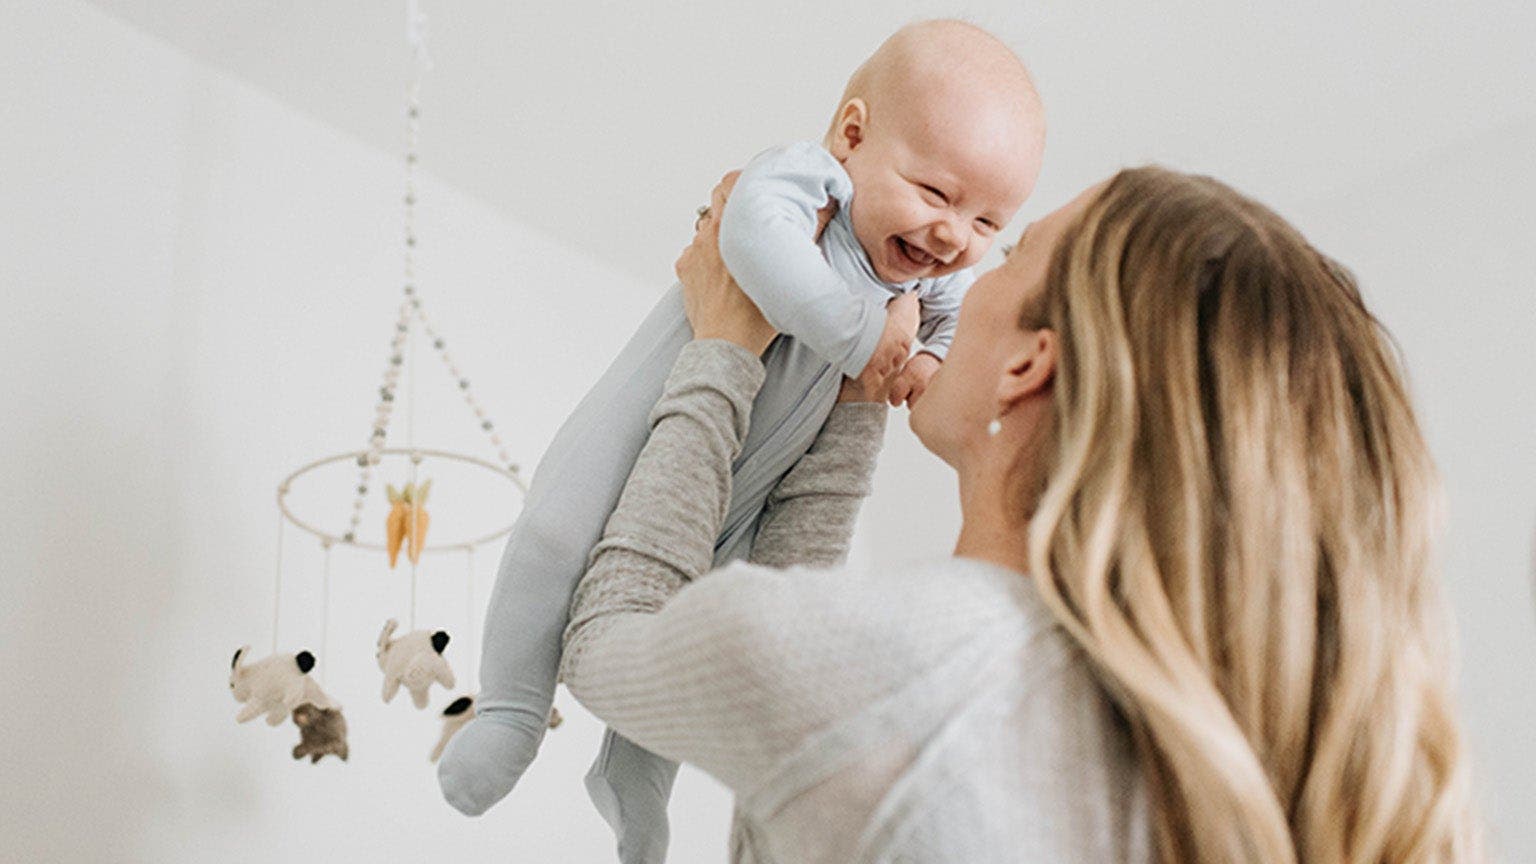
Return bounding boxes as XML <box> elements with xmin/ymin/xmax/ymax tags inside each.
<box><xmin>558</xmin><ymin>167</ymin><xmax>1485</xmax><ymax>863</ymax></box>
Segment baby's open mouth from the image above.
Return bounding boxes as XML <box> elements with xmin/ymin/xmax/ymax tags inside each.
<box><xmin>895</xmin><ymin>236</ymin><xmax>936</xmax><ymax>269</ymax></box>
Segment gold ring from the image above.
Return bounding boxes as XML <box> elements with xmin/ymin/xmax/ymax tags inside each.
<box><xmin>695</xmin><ymin>205</ymin><xmax>711</xmax><ymax>230</ymax></box>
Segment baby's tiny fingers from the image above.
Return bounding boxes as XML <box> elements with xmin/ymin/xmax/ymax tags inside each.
<box><xmin>906</xmin><ymin>379</ymin><xmax>926</xmax><ymax>406</ymax></box>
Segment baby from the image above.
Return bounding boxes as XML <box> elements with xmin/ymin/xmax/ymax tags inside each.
<box><xmin>437</xmin><ymin>19</ymin><xmax>1045</xmax><ymax>863</ymax></box>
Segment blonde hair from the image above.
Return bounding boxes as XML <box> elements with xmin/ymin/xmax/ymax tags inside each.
<box><xmin>1021</xmin><ymin>167</ymin><xmax>1484</xmax><ymax>863</ymax></box>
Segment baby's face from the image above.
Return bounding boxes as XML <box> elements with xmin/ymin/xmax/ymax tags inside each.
<box><xmin>836</xmin><ymin>98</ymin><xmax>1040</xmax><ymax>284</ymax></box>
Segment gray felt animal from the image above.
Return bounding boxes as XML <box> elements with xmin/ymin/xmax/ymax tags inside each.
<box><xmin>292</xmin><ymin>702</ymin><xmax>350</xmax><ymax>763</ymax></box>
<box><xmin>376</xmin><ymin>618</ymin><xmax>456</xmax><ymax>709</ymax></box>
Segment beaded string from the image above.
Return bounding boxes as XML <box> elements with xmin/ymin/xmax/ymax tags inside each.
<box><xmin>339</xmin><ymin>0</ymin><xmax>518</xmax><ymax>555</ymax></box>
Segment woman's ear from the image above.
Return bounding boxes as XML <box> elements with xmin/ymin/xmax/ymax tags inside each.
<box><xmin>996</xmin><ymin>329</ymin><xmax>1057</xmax><ymax>413</ymax></box>
<box><xmin>827</xmin><ymin>98</ymin><xmax>868</xmax><ymax>160</ymax></box>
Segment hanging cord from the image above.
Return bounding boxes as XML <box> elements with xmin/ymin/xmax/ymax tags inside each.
<box><xmin>407</xmin><ymin>323</ymin><xmax>419</xmax><ymax>632</ymax></box>
<box><xmin>407</xmin><ymin>0</ymin><xmax>433</xmax><ymax>72</ymax></box>
<box><xmin>272</xmin><ymin>507</ymin><xmax>286</xmax><ymax>655</ymax></box>
<box><xmin>466</xmin><ymin>545</ymin><xmax>477</xmax><ymax>687</ymax></box>
<box><xmin>402</xmin><ymin>0</ymin><xmax>427</xmax><ymax>630</ymax></box>
<box><xmin>320</xmin><ymin>540</ymin><xmax>332</xmax><ymax>687</ymax></box>
<box><xmin>402</xmin><ymin>0</ymin><xmax>425</xmax><ymax>633</ymax></box>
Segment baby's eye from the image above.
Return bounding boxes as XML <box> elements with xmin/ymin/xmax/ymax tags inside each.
<box><xmin>918</xmin><ymin>184</ymin><xmax>948</xmax><ymax>205</ymax></box>
<box><xmin>975</xmin><ymin>219</ymin><xmax>999</xmax><ymax>235</ymax></box>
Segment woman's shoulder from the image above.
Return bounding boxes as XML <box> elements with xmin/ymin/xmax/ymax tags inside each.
<box><xmin>724</xmin><ymin>554</ymin><xmax>1049</xmax><ymax>627</ymax></box>
<box><xmin>670</xmin><ymin>554</ymin><xmax>1059</xmax><ymax>698</ymax></box>
<box><xmin>689</xmin><ymin>552</ymin><xmax>1026</xmax><ymax>613</ymax></box>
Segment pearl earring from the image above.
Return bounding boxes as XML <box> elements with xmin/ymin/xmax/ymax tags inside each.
<box><xmin>986</xmin><ymin>418</ymin><xmax>1003</xmax><ymax>437</ymax></box>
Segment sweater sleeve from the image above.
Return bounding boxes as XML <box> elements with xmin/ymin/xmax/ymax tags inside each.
<box><xmin>717</xmin><ymin>141</ymin><xmax>888</xmax><ymax>380</ymax></box>
<box><xmin>558</xmin><ymin>342</ymin><xmax>895</xmax><ymax>792</ymax></box>
<box><xmin>559</xmin><ymin>339</ymin><xmax>761</xmax><ymax>671</ymax></box>
<box><xmin>747</xmin><ymin>401</ymin><xmax>887</xmax><ymax>569</ymax></box>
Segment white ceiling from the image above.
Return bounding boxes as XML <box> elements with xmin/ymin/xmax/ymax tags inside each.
<box><xmin>86</xmin><ymin>0</ymin><xmax>1536</xmax><ymax>284</ymax></box>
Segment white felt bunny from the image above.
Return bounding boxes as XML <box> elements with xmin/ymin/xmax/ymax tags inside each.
<box><xmin>376</xmin><ymin>618</ymin><xmax>455</xmax><ymax>709</ymax></box>
<box><xmin>428</xmin><ymin>693</ymin><xmax>564</xmax><ymax>762</ymax></box>
<box><xmin>429</xmin><ymin>695</ymin><xmax>476</xmax><ymax>763</ymax></box>
<box><xmin>229</xmin><ymin>645</ymin><xmax>336</xmax><ymax>725</ymax></box>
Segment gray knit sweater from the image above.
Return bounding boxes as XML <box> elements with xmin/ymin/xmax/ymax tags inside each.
<box><xmin>560</xmin><ymin>340</ymin><xmax>1150</xmax><ymax>863</ymax></box>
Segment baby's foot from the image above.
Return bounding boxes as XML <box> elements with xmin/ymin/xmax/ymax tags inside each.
<box><xmin>435</xmin><ymin>712</ymin><xmax>545</xmax><ymax>816</ymax></box>
<box><xmin>584</xmin><ymin>730</ymin><xmax>679</xmax><ymax>864</ymax></box>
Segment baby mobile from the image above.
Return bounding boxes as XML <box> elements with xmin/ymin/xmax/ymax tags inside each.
<box><xmin>227</xmin><ymin>0</ymin><xmax>560</xmax><ymax>765</ymax></box>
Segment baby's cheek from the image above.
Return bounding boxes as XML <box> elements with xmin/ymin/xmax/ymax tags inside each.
<box><xmin>962</xmin><ymin>236</ymin><xmax>995</xmax><ymax>267</ymax></box>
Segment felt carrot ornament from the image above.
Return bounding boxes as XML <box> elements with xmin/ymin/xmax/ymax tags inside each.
<box><xmin>384</xmin><ymin>480</ymin><xmax>433</xmax><ymax>568</ymax></box>
<box><xmin>406</xmin><ymin>479</ymin><xmax>432</xmax><ymax>565</ymax></box>
<box><xmin>385</xmin><ymin>484</ymin><xmax>409</xmax><ymax>567</ymax></box>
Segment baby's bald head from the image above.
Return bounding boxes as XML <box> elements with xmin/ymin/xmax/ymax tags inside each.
<box><xmin>828</xmin><ymin>19</ymin><xmax>1044</xmax><ymax>165</ymax></box>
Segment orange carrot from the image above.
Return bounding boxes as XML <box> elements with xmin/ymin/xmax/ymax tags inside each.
<box><xmin>407</xmin><ymin>479</ymin><xmax>432</xmax><ymax>564</ymax></box>
<box><xmin>385</xmin><ymin>484</ymin><xmax>407</xmax><ymax>568</ymax></box>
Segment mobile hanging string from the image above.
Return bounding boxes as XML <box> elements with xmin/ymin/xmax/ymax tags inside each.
<box><xmin>272</xmin><ymin>508</ymin><xmax>285</xmax><ymax>655</ymax></box>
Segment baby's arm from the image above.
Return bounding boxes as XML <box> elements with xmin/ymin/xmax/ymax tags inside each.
<box><xmin>913</xmin><ymin>268</ymin><xmax>974</xmax><ymax>362</ymax></box>
<box><xmin>717</xmin><ymin>142</ymin><xmax>897</xmax><ymax>381</ymax></box>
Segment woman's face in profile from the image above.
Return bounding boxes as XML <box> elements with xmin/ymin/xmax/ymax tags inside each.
<box><xmin>910</xmin><ymin>180</ymin><xmax>1105</xmax><ymax>469</ymax></box>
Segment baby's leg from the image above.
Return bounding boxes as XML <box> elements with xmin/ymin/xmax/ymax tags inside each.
<box><xmin>583</xmin><ymin>336</ymin><xmax>842</xmax><ymax>862</ymax></box>
<box><xmin>584</xmin><ymin>729</ymin><xmax>680</xmax><ymax>864</ymax></box>
<box><xmin>436</xmin><ymin>285</ymin><xmax>693</xmax><ymax>817</ymax></box>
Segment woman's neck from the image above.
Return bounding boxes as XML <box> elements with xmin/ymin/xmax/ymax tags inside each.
<box><xmin>953</xmin><ymin>469</ymin><xmax>1032</xmax><ymax>576</ymax></box>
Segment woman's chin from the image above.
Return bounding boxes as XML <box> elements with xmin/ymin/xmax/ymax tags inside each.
<box><xmin>908</xmin><ymin>400</ymin><xmax>956</xmax><ymax>467</ymax></box>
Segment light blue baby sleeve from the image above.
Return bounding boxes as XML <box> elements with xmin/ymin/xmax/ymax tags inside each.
<box><xmin>717</xmin><ymin>141</ymin><xmax>888</xmax><ymax>380</ymax></box>
<box><xmin>913</xmin><ymin>267</ymin><xmax>974</xmax><ymax>361</ymax></box>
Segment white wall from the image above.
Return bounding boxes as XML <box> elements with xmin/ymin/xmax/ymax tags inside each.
<box><xmin>4</xmin><ymin>1</ymin><xmax>1533</xmax><ymax>862</ymax></box>
<box><xmin>0</xmin><ymin>3</ymin><xmax>735</xmax><ymax>861</ymax></box>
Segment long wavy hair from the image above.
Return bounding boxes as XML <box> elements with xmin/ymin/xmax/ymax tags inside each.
<box><xmin>1020</xmin><ymin>167</ymin><xmax>1484</xmax><ymax>863</ymax></box>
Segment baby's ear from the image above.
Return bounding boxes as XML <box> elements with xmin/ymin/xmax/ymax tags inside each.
<box><xmin>827</xmin><ymin>98</ymin><xmax>868</xmax><ymax>160</ymax></box>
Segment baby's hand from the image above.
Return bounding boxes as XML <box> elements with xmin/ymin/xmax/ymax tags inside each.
<box><xmin>855</xmin><ymin>293</ymin><xmax>920</xmax><ymax>391</ymax></box>
<box><xmin>887</xmin><ymin>352</ymin><xmax>941</xmax><ymax>408</ymax></box>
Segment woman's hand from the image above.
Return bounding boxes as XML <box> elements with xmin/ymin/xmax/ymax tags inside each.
<box><xmin>675</xmin><ymin>172</ymin><xmax>778</xmax><ymax>356</ymax></box>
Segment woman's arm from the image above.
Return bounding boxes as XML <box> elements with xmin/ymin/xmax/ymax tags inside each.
<box><xmin>560</xmin><ymin>339</ymin><xmax>761</xmax><ymax>662</ymax></box>
<box><xmin>748</xmin><ymin>400</ymin><xmax>887</xmax><ymax>569</ymax></box>
<box><xmin>558</xmin><ymin>341</ymin><xmax>892</xmax><ymax>791</ymax></box>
